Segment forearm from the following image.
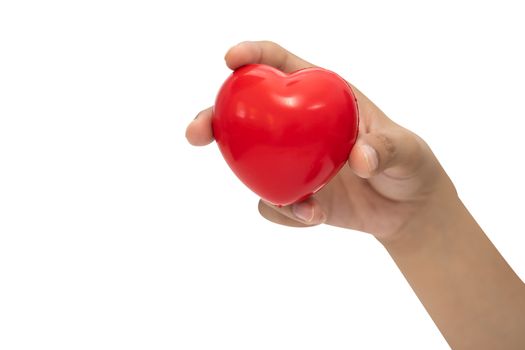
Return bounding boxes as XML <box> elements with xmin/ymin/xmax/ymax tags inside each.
<box><xmin>381</xmin><ymin>197</ymin><xmax>525</xmax><ymax>350</ymax></box>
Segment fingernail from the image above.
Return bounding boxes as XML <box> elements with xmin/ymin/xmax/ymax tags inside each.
<box><xmin>292</xmin><ymin>202</ymin><xmax>314</xmax><ymax>222</ymax></box>
<box><xmin>361</xmin><ymin>144</ymin><xmax>378</xmax><ymax>172</ymax></box>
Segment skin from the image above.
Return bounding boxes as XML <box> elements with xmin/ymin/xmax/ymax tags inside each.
<box><xmin>185</xmin><ymin>41</ymin><xmax>525</xmax><ymax>349</ymax></box>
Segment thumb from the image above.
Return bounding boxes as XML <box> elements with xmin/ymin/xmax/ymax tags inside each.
<box><xmin>348</xmin><ymin>126</ymin><xmax>425</xmax><ymax>179</ymax></box>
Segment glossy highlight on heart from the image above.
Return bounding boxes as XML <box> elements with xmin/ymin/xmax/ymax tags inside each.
<box><xmin>212</xmin><ymin>64</ymin><xmax>359</xmax><ymax>206</ymax></box>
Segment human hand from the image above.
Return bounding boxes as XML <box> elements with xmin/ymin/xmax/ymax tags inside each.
<box><xmin>186</xmin><ymin>41</ymin><xmax>458</xmax><ymax>242</ymax></box>
<box><xmin>186</xmin><ymin>43</ymin><xmax>525</xmax><ymax>349</ymax></box>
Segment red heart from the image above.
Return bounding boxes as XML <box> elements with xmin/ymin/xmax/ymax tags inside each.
<box><xmin>212</xmin><ymin>64</ymin><xmax>359</xmax><ymax>206</ymax></box>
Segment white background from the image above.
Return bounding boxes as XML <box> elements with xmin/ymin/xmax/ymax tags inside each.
<box><xmin>1</xmin><ymin>1</ymin><xmax>524</xmax><ymax>349</ymax></box>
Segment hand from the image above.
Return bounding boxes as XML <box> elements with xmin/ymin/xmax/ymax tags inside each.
<box><xmin>186</xmin><ymin>41</ymin><xmax>458</xmax><ymax>242</ymax></box>
<box><xmin>186</xmin><ymin>42</ymin><xmax>525</xmax><ymax>349</ymax></box>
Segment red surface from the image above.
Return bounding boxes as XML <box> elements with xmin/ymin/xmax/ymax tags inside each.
<box><xmin>212</xmin><ymin>64</ymin><xmax>359</xmax><ymax>206</ymax></box>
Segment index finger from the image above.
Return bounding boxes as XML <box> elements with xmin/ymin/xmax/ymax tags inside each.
<box><xmin>224</xmin><ymin>41</ymin><xmax>316</xmax><ymax>73</ymax></box>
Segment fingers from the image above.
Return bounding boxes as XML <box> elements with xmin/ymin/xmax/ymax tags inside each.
<box><xmin>258</xmin><ymin>201</ymin><xmax>311</xmax><ymax>227</ymax></box>
<box><xmin>225</xmin><ymin>41</ymin><xmax>315</xmax><ymax>73</ymax></box>
<box><xmin>187</xmin><ymin>41</ymin><xmax>314</xmax><ymax>147</ymax></box>
<box><xmin>258</xmin><ymin>197</ymin><xmax>327</xmax><ymax>227</ymax></box>
<box><xmin>348</xmin><ymin>125</ymin><xmax>426</xmax><ymax>179</ymax></box>
<box><xmin>185</xmin><ymin>107</ymin><xmax>214</xmax><ymax>146</ymax></box>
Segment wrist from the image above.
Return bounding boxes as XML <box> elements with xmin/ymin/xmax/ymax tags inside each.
<box><xmin>377</xmin><ymin>190</ymin><xmax>466</xmax><ymax>255</ymax></box>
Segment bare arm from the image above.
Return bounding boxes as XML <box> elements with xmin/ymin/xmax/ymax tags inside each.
<box><xmin>383</xmin><ymin>197</ymin><xmax>525</xmax><ymax>349</ymax></box>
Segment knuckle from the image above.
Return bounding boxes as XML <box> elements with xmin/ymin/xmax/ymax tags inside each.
<box><xmin>260</xmin><ymin>40</ymin><xmax>279</xmax><ymax>48</ymax></box>
<box><xmin>375</xmin><ymin>133</ymin><xmax>396</xmax><ymax>160</ymax></box>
